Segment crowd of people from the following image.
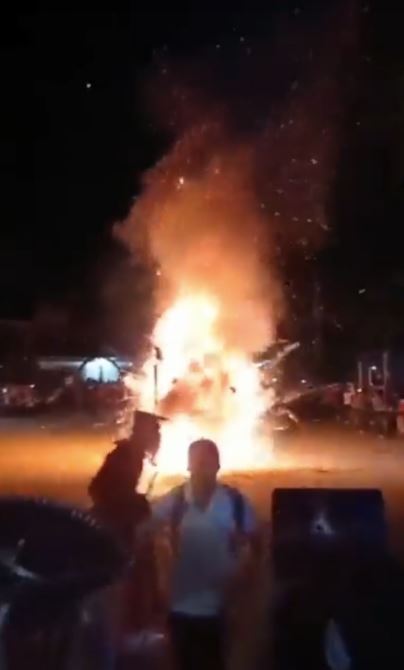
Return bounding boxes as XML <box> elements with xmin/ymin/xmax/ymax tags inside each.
<box><xmin>84</xmin><ymin>381</ymin><xmax>404</xmax><ymax>668</ymax></box>
<box><xmin>87</xmin><ymin>411</ymin><xmax>404</xmax><ymax>670</ymax></box>
<box><xmin>342</xmin><ymin>383</ymin><xmax>403</xmax><ymax>437</ymax></box>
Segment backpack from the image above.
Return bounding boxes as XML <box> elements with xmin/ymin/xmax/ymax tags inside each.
<box><xmin>164</xmin><ymin>485</ymin><xmax>252</xmax><ymax>615</ymax></box>
<box><xmin>170</xmin><ymin>483</ymin><xmax>246</xmax><ymax>535</ymax></box>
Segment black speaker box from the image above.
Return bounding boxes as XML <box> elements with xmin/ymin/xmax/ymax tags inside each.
<box><xmin>271</xmin><ymin>488</ymin><xmax>387</xmax><ymax>582</ymax></box>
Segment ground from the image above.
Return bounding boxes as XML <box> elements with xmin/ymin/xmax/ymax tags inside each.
<box><xmin>0</xmin><ymin>412</ymin><xmax>403</xmax><ymax>559</ymax></box>
<box><xmin>1</xmin><ymin>414</ymin><xmax>403</xmax><ymax>667</ymax></box>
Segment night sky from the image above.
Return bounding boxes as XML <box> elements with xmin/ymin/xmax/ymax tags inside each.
<box><xmin>1</xmin><ymin>2</ymin><xmax>404</xmax><ymax>365</ymax></box>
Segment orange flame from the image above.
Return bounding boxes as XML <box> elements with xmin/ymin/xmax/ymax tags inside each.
<box><xmin>119</xmin><ymin>128</ymin><xmax>280</xmax><ymax>475</ymax></box>
<box><xmin>138</xmin><ymin>292</ymin><xmax>273</xmax><ymax>474</ymax></box>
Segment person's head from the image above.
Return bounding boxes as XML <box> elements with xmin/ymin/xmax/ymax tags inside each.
<box><xmin>131</xmin><ymin>410</ymin><xmax>162</xmax><ymax>458</ymax></box>
<box><xmin>188</xmin><ymin>439</ymin><xmax>220</xmax><ymax>490</ymax></box>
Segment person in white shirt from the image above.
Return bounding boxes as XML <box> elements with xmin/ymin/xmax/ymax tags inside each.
<box><xmin>152</xmin><ymin>438</ymin><xmax>257</xmax><ymax>670</ymax></box>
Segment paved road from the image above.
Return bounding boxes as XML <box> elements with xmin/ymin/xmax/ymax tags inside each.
<box><xmin>0</xmin><ymin>413</ymin><xmax>403</xmax><ymax>557</ymax></box>
<box><xmin>1</xmin><ymin>413</ymin><xmax>404</xmax><ymax>669</ymax></box>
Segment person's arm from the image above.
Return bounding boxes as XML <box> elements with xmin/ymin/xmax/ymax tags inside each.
<box><xmin>225</xmin><ymin>499</ymin><xmax>263</xmax><ymax>633</ymax></box>
<box><xmin>136</xmin><ymin>489</ymin><xmax>176</xmax><ymax>541</ymax></box>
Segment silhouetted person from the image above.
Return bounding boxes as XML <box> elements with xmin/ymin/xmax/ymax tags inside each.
<box><xmin>149</xmin><ymin>438</ymin><xmax>258</xmax><ymax>670</ymax></box>
<box><xmin>89</xmin><ymin>410</ymin><xmax>162</xmax><ymax>549</ymax></box>
<box><xmin>88</xmin><ymin>410</ymin><xmax>164</xmax><ymax>659</ymax></box>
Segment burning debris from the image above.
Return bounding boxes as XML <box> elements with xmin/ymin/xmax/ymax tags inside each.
<box><xmin>115</xmin><ymin>5</ymin><xmax>355</xmax><ymax>474</ymax></box>
<box><xmin>118</xmin><ymin>134</ymin><xmax>280</xmax><ymax>473</ymax></box>
<box><xmin>140</xmin><ymin>295</ymin><xmax>275</xmax><ymax>473</ymax></box>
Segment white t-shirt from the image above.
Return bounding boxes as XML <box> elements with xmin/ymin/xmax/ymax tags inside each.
<box><xmin>152</xmin><ymin>483</ymin><xmax>256</xmax><ymax>617</ymax></box>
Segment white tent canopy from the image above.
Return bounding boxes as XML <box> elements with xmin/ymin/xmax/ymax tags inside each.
<box><xmin>80</xmin><ymin>357</ymin><xmax>120</xmax><ymax>383</ymax></box>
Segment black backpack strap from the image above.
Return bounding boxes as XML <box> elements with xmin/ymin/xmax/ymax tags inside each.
<box><xmin>223</xmin><ymin>485</ymin><xmax>245</xmax><ymax>533</ymax></box>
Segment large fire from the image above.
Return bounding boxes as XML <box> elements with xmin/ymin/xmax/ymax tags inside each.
<box><xmin>137</xmin><ymin>292</ymin><xmax>273</xmax><ymax>475</ymax></box>
<box><xmin>118</xmin><ymin>127</ymin><xmax>280</xmax><ymax>476</ymax></box>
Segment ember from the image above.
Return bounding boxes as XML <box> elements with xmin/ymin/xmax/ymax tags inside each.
<box><xmin>119</xmin><ymin>126</ymin><xmax>281</xmax><ymax>475</ymax></box>
<box><xmin>138</xmin><ymin>293</ymin><xmax>273</xmax><ymax>474</ymax></box>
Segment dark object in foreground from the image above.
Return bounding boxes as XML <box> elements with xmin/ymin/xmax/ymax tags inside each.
<box><xmin>271</xmin><ymin>488</ymin><xmax>387</xmax><ymax>668</ymax></box>
<box><xmin>0</xmin><ymin>497</ymin><xmax>126</xmax><ymax>668</ymax></box>
<box><xmin>89</xmin><ymin>410</ymin><xmax>164</xmax><ymax>526</ymax></box>
<box><xmin>0</xmin><ymin>497</ymin><xmax>125</xmax><ymax>621</ymax></box>
<box><xmin>329</xmin><ymin>554</ymin><xmax>404</xmax><ymax>669</ymax></box>
<box><xmin>271</xmin><ymin>488</ymin><xmax>387</xmax><ymax>581</ymax></box>
<box><xmin>88</xmin><ymin>411</ymin><xmax>166</xmax><ymax>665</ymax></box>
<box><xmin>270</xmin><ymin>487</ymin><xmax>404</xmax><ymax>669</ymax></box>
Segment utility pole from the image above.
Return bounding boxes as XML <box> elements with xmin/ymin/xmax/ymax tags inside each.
<box><xmin>153</xmin><ymin>346</ymin><xmax>162</xmax><ymax>411</ymax></box>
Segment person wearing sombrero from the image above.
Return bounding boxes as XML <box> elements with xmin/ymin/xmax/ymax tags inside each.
<box><xmin>88</xmin><ymin>410</ymin><xmax>165</xmax><ymax>662</ymax></box>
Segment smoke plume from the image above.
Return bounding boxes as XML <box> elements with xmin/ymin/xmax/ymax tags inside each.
<box><xmin>117</xmin><ymin>3</ymin><xmax>357</xmax><ymax>356</ymax></box>
<box><xmin>119</xmin><ymin>120</ymin><xmax>279</xmax><ymax>354</ymax></box>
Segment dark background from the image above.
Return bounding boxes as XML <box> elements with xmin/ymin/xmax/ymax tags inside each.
<box><xmin>1</xmin><ymin>2</ymin><xmax>403</xmax><ymax>372</ymax></box>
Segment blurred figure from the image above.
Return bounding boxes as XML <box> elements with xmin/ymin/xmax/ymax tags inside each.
<box><xmin>148</xmin><ymin>438</ymin><xmax>258</xmax><ymax>670</ymax></box>
<box><xmin>325</xmin><ymin>556</ymin><xmax>404</xmax><ymax>669</ymax></box>
<box><xmin>350</xmin><ymin>389</ymin><xmax>368</xmax><ymax>432</ymax></box>
<box><xmin>342</xmin><ymin>383</ymin><xmax>354</xmax><ymax>425</ymax></box>
<box><xmin>89</xmin><ymin>436</ymin><xmax>149</xmax><ymax>550</ymax></box>
<box><xmin>384</xmin><ymin>387</ymin><xmax>398</xmax><ymax>437</ymax></box>
<box><xmin>89</xmin><ymin>410</ymin><xmax>162</xmax><ymax>543</ymax></box>
<box><xmin>370</xmin><ymin>390</ymin><xmax>388</xmax><ymax>437</ymax></box>
<box><xmin>88</xmin><ymin>411</ymin><xmax>164</xmax><ymax>666</ymax></box>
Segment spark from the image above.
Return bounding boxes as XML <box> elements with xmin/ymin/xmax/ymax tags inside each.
<box><xmin>138</xmin><ymin>294</ymin><xmax>274</xmax><ymax>474</ymax></box>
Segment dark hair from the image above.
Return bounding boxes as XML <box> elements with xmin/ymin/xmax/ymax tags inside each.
<box><xmin>188</xmin><ymin>438</ymin><xmax>220</xmax><ymax>463</ymax></box>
